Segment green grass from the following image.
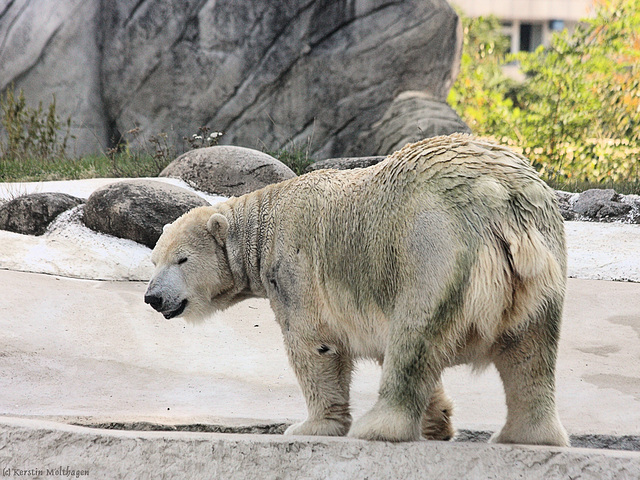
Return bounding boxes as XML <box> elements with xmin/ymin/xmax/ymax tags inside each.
<box><xmin>0</xmin><ymin>152</ymin><xmax>169</xmax><ymax>182</ymax></box>
<box><xmin>0</xmin><ymin>136</ymin><xmax>316</xmax><ymax>182</ymax></box>
<box><xmin>0</xmin><ymin>148</ymin><xmax>312</xmax><ymax>182</ymax></box>
<box><xmin>0</xmin><ymin>84</ymin><xmax>177</xmax><ymax>182</ymax></box>
<box><xmin>267</xmin><ymin>148</ymin><xmax>314</xmax><ymax>176</ymax></box>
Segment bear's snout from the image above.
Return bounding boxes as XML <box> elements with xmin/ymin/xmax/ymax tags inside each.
<box><xmin>144</xmin><ymin>290</ymin><xmax>188</xmax><ymax>319</ymax></box>
<box><xmin>145</xmin><ymin>266</ymin><xmax>190</xmax><ymax>319</ymax></box>
<box><xmin>144</xmin><ymin>294</ymin><xmax>163</xmax><ymax>312</ymax></box>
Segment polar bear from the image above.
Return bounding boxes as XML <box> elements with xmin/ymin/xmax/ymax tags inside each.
<box><xmin>145</xmin><ymin>134</ymin><xmax>569</xmax><ymax>446</ymax></box>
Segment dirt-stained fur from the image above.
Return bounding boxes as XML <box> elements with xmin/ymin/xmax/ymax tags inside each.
<box><xmin>145</xmin><ymin>134</ymin><xmax>569</xmax><ymax>446</ymax></box>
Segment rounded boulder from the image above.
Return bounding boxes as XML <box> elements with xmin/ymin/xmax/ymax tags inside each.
<box><xmin>160</xmin><ymin>146</ymin><xmax>296</xmax><ymax>197</ymax></box>
<box><xmin>83</xmin><ymin>180</ymin><xmax>209</xmax><ymax>248</ymax></box>
<box><xmin>0</xmin><ymin>192</ymin><xmax>84</xmax><ymax>236</ymax></box>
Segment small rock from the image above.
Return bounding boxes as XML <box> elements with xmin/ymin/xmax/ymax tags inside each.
<box><xmin>621</xmin><ymin>194</ymin><xmax>640</xmax><ymax>224</ymax></box>
<box><xmin>306</xmin><ymin>156</ymin><xmax>386</xmax><ymax>172</ymax></box>
<box><xmin>554</xmin><ymin>191</ymin><xmax>578</xmax><ymax>221</ymax></box>
<box><xmin>573</xmin><ymin>189</ymin><xmax>632</xmax><ymax>222</ymax></box>
<box><xmin>0</xmin><ymin>193</ymin><xmax>84</xmax><ymax>236</ymax></box>
<box><xmin>160</xmin><ymin>146</ymin><xmax>296</xmax><ymax>197</ymax></box>
<box><xmin>83</xmin><ymin>180</ymin><xmax>209</xmax><ymax>248</ymax></box>
<box><xmin>596</xmin><ymin>201</ymin><xmax>633</xmax><ymax>220</ymax></box>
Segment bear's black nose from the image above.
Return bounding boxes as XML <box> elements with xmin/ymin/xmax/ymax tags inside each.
<box><xmin>144</xmin><ymin>294</ymin><xmax>163</xmax><ymax>312</ymax></box>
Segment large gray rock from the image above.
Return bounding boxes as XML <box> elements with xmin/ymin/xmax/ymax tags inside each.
<box><xmin>0</xmin><ymin>0</ymin><xmax>109</xmax><ymax>154</ymax></box>
<box><xmin>1</xmin><ymin>0</ymin><xmax>463</xmax><ymax>158</ymax></box>
<box><xmin>101</xmin><ymin>0</ymin><xmax>462</xmax><ymax>159</ymax></box>
<box><xmin>160</xmin><ymin>146</ymin><xmax>296</xmax><ymax>196</ymax></box>
<box><xmin>83</xmin><ymin>180</ymin><xmax>209</xmax><ymax>248</ymax></box>
<box><xmin>352</xmin><ymin>91</ymin><xmax>471</xmax><ymax>156</ymax></box>
<box><xmin>0</xmin><ymin>192</ymin><xmax>83</xmax><ymax>235</ymax></box>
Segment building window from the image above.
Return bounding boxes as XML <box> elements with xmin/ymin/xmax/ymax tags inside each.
<box><xmin>549</xmin><ymin>19</ymin><xmax>565</xmax><ymax>31</ymax></box>
<box><xmin>520</xmin><ymin>23</ymin><xmax>543</xmax><ymax>52</ymax></box>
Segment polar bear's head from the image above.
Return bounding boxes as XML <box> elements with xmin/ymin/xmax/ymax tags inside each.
<box><xmin>144</xmin><ymin>207</ymin><xmax>235</xmax><ymax>323</ymax></box>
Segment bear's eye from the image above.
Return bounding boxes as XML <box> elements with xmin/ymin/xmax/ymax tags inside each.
<box><xmin>178</xmin><ymin>257</ymin><xmax>188</xmax><ymax>265</ymax></box>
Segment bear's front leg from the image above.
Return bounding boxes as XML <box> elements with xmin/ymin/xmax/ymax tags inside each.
<box><xmin>283</xmin><ymin>331</ymin><xmax>354</xmax><ymax>437</ymax></box>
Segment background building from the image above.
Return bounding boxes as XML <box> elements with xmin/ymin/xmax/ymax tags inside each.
<box><xmin>453</xmin><ymin>0</ymin><xmax>594</xmax><ymax>52</ymax></box>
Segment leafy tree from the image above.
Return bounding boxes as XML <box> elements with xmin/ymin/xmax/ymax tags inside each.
<box><xmin>448</xmin><ymin>14</ymin><xmax>516</xmax><ymax>141</ymax></box>
<box><xmin>449</xmin><ymin>0</ymin><xmax>640</xmax><ymax>184</ymax></box>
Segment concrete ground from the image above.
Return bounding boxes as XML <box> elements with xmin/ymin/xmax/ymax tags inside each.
<box><xmin>0</xmin><ymin>270</ymin><xmax>639</xmax><ymax>438</ymax></box>
<box><xmin>1</xmin><ymin>178</ymin><xmax>639</xmax><ymax>477</ymax></box>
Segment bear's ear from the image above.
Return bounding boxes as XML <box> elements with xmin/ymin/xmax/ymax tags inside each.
<box><xmin>162</xmin><ymin>222</ymin><xmax>173</xmax><ymax>233</ymax></box>
<box><xmin>207</xmin><ymin>213</ymin><xmax>229</xmax><ymax>247</ymax></box>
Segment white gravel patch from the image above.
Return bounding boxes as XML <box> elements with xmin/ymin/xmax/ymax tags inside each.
<box><xmin>565</xmin><ymin>221</ymin><xmax>640</xmax><ymax>282</ymax></box>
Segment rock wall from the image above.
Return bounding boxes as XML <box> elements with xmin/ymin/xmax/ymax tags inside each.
<box><xmin>0</xmin><ymin>0</ymin><xmax>465</xmax><ymax>158</ymax></box>
<box><xmin>0</xmin><ymin>0</ymin><xmax>108</xmax><ymax>155</ymax></box>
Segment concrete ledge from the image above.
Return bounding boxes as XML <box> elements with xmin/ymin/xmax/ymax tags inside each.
<box><xmin>31</xmin><ymin>416</ymin><xmax>640</xmax><ymax>451</ymax></box>
<box><xmin>1</xmin><ymin>418</ymin><xmax>639</xmax><ymax>480</ymax></box>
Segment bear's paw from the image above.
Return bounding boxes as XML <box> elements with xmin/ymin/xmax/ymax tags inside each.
<box><xmin>284</xmin><ymin>418</ymin><xmax>350</xmax><ymax>437</ymax></box>
<box><xmin>490</xmin><ymin>416</ymin><xmax>569</xmax><ymax>447</ymax></box>
<box><xmin>348</xmin><ymin>404</ymin><xmax>420</xmax><ymax>442</ymax></box>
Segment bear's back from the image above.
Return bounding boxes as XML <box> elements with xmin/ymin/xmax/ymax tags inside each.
<box><xmin>276</xmin><ymin>133</ymin><xmax>560</xmax><ymax>237</ymax></box>
<box><xmin>376</xmin><ymin>134</ymin><xmax>541</xmax><ymax>198</ymax></box>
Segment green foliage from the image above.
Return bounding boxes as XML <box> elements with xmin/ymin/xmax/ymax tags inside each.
<box><xmin>0</xmin><ymin>89</ymin><xmax>182</xmax><ymax>180</ymax></box>
<box><xmin>0</xmin><ymin>85</ymin><xmax>225</xmax><ymax>181</ymax></box>
<box><xmin>0</xmin><ymin>124</ymin><xmax>176</xmax><ymax>182</ymax></box>
<box><xmin>268</xmin><ymin>145</ymin><xmax>314</xmax><ymax>175</ymax></box>
<box><xmin>449</xmin><ymin>1</ymin><xmax>640</xmax><ymax>186</ymax></box>
<box><xmin>448</xmin><ymin>14</ymin><xmax>517</xmax><ymax>140</ymax></box>
<box><xmin>0</xmin><ymin>86</ymin><xmax>73</xmax><ymax>167</ymax></box>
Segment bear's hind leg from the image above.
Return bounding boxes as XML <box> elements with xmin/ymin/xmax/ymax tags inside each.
<box><xmin>422</xmin><ymin>378</ymin><xmax>455</xmax><ymax>441</ymax></box>
<box><xmin>283</xmin><ymin>334</ymin><xmax>353</xmax><ymax>437</ymax></box>
<box><xmin>491</xmin><ymin>294</ymin><xmax>569</xmax><ymax>447</ymax></box>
